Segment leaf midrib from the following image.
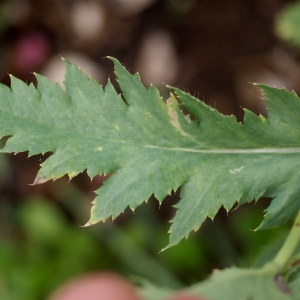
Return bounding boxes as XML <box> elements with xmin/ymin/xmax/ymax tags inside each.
<box><xmin>3</xmin><ymin>108</ymin><xmax>300</xmax><ymax>155</ymax></box>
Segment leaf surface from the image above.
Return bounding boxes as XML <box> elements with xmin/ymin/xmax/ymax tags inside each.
<box><xmin>139</xmin><ymin>265</ymin><xmax>294</xmax><ymax>300</ymax></box>
<box><xmin>186</xmin><ymin>266</ymin><xmax>292</xmax><ymax>300</ymax></box>
<box><xmin>0</xmin><ymin>58</ymin><xmax>300</xmax><ymax>249</ymax></box>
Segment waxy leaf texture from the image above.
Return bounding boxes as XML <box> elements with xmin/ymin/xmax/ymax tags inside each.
<box><xmin>0</xmin><ymin>58</ymin><xmax>300</xmax><ymax>249</ymax></box>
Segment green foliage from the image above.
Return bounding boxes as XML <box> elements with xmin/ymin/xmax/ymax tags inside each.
<box><xmin>0</xmin><ymin>58</ymin><xmax>300</xmax><ymax>251</ymax></box>
<box><xmin>139</xmin><ymin>266</ymin><xmax>292</xmax><ymax>300</ymax></box>
<box><xmin>275</xmin><ymin>1</ymin><xmax>300</xmax><ymax>47</ymax></box>
<box><xmin>0</xmin><ymin>197</ymin><xmax>104</xmax><ymax>300</ymax></box>
<box><xmin>188</xmin><ymin>266</ymin><xmax>292</xmax><ymax>300</ymax></box>
<box><xmin>1</xmin><ymin>57</ymin><xmax>300</xmax><ymax>298</ymax></box>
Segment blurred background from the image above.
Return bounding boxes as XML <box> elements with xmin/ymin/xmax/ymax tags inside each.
<box><xmin>0</xmin><ymin>0</ymin><xmax>299</xmax><ymax>299</ymax></box>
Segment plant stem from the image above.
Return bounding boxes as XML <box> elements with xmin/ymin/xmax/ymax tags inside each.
<box><xmin>272</xmin><ymin>210</ymin><xmax>300</xmax><ymax>272</ymax></box>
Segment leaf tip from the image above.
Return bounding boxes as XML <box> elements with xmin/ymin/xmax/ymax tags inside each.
<box><xmin>68</xmin><ymin>172</ymin><xmax>79</xmax><ymax>181</ymax></box>
<box><xmin>81</xmin><ymin>221</ymin><xmax>92</xmax><ymax>227</ymax></box>
<box><xmin>107</xmin><ymin>56</ymin><xmax>119</xmax><ymax>65</ymax></box>
<box><xmin>31</xmin><ymin>177</ymin><xmax>48</xmax><ymax>185</ymax></box>
<box><xmin>159</xmin><ymin>246</ymin><xmax>168</xmax><ymax>253</ymax></box>
<box><xmin>160</xmin><ymin>239</ymin><xmax>179</xmax><ymax>252</ymax></box>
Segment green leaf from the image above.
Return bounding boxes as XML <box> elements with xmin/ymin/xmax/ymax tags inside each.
<box><xmin>284</xmin><ymin>252</ymin><xmax>300</xmax><ymax>299</ymax></box>
<box><xmin>186</xmin><ymin>265</ymin><xmax>292</xmax><ymax>300</ymax></box>
<box><xmin>286</xmin><ymin>268</ymin><xmax>300</xmax><ymax>300</ymax></box>
<box><xmin>137</xmin><ymin>281</ymin><xmax>173</xmax><ymax>300</ymax></box>
<box><xmin>275</xmin><ymin>1</ymin><xmax>300</xmax><ymax>47</ymax></box>
<box><xmin>138</xmin><ymin>265</ymin><xmax>293</xmax><ymax>300</ymax></box>
<box><xmin>0</xmin><ymin>58</ymin><xmax>300</xmax><ymax>249</ymax></box>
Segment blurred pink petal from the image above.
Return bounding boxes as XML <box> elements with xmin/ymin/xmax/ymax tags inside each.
<box><xmin>47</xmin><ymin>272</ymin><xmax>142</xmax><ymax>300</ymax></box>
<box><xmin>13</xmin><ymin>31</ymin><xmax>50</xmax><ymax>74</ymax></box>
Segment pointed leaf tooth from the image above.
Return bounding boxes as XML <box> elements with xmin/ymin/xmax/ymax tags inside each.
<box><xmin>82</xmin><ymin>222</ymin><xmax>92</xmax><ymax>227</ymax></box>
<box><xmin>32</xmin><ymin>177</ymin><xmax>48</xmax><ymax>185</ymax></box>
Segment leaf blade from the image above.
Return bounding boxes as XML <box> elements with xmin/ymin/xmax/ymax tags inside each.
<box><xmin>0</xmin><ymin>58</ymin><xmax>300</xmax><ymax>249</ymax></box>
